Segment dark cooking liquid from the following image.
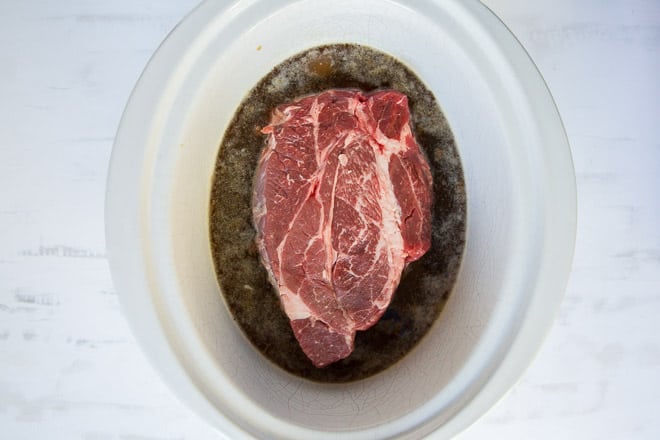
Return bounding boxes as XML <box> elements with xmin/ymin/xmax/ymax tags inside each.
<box><xmin>209</xmin><ymin>44</ymin><xmax>466</xmax><ymax>383</ymax></box>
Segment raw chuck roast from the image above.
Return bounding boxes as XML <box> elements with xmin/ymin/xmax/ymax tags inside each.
<box><xmin>252</xmin><ymin>89</ymin><xmax>433</xmax><ymax>367</ymax></box>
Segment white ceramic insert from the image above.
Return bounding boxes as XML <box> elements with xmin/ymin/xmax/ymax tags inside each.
<box><xmin>105</xmin><ymin>0</ymin><xmax>577</xmax><ymax>438</ymax></box>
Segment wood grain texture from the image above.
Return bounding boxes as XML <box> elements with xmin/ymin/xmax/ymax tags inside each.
<box><xmin>0</xmin><ymin>0</ymin><xmax>658</xmax><ymax>439</ymax></box>
<box><xmin>0</xmin><ymin>1</ymin><xmax>219</xmax><ymax>439</ymax></box>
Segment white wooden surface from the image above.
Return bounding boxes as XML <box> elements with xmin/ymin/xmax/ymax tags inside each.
<box><xmin>0</xmin><ymin>1</ymin><xmax>658</xmax><ymax>439</ymax></box>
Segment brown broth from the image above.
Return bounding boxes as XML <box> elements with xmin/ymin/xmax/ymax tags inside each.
<box><xmin>209</xmin><ymin>44</ymin><xmax>466</xmax><ymax>383</ymax></box>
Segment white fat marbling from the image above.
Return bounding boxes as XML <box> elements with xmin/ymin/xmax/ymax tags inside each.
<box><xmin>0</xmin><ymin>1</ymin><xmax>658</xmax><ymax>439</ymax></box>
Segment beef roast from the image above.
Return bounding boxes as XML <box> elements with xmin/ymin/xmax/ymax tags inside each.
<box><xmin>252</xmin><ymin>89</ymin><xmax>433</xmax><ymax>367</ymax></box>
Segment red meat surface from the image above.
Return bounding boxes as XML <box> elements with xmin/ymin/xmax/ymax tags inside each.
<box><xmin>252</xmin><ymin>89</ymin><xmax>433</xmax><ymax>367</ymax></box>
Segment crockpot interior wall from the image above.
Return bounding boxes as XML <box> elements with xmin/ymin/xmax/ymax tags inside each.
<box><xmin>160</xmin><ymin>7</ymin><xmax>527</xmax><ymax>433</ymax></box>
